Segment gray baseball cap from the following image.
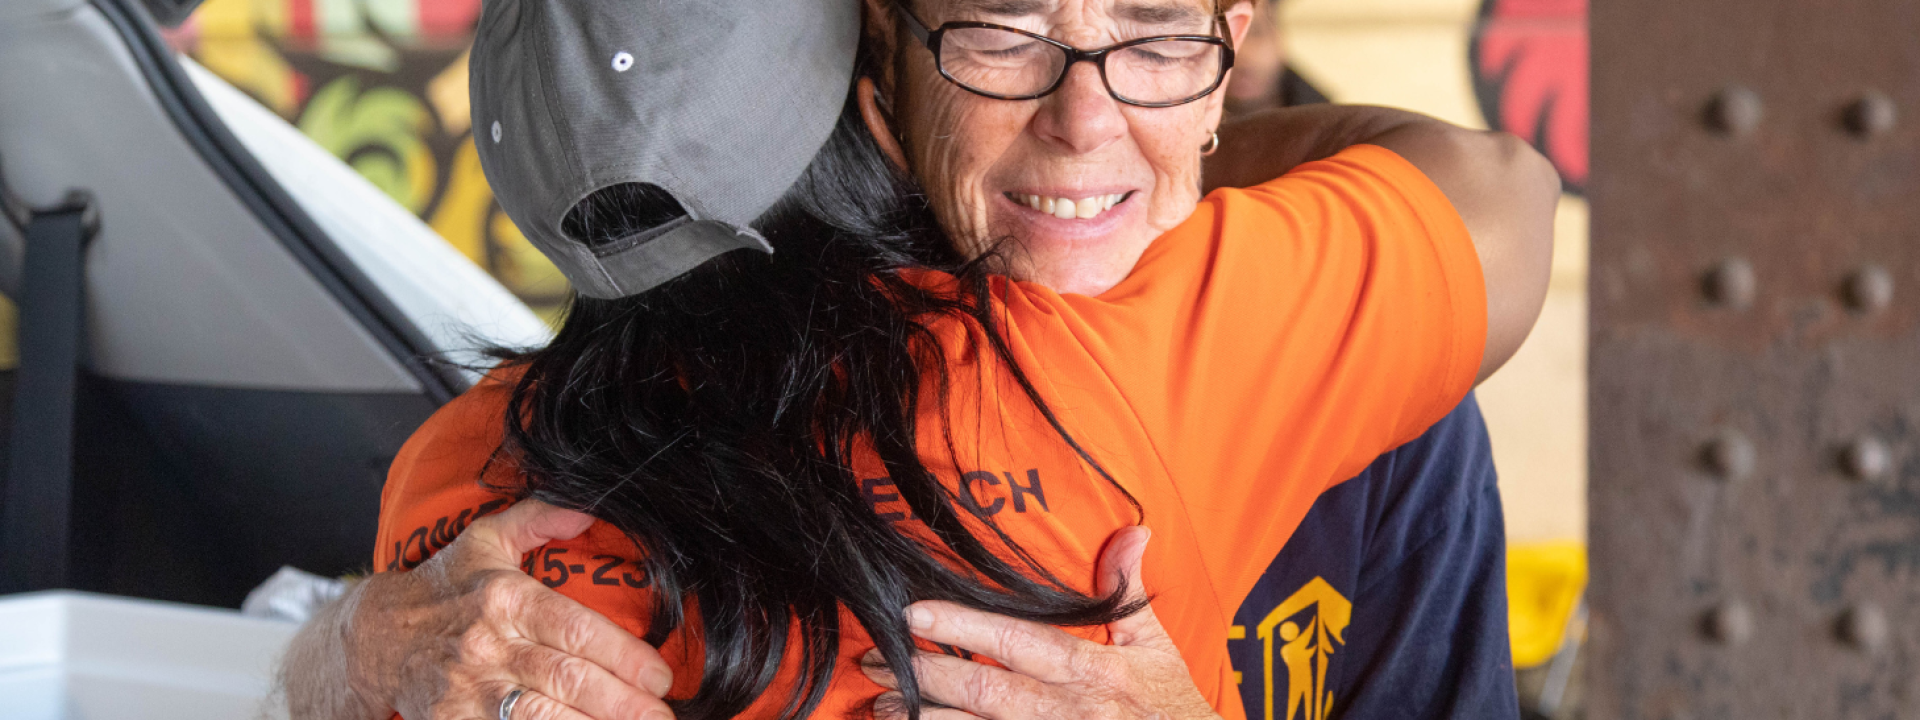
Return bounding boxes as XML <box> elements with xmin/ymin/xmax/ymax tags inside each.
<box><xmin>471</xmin><ymin>0</ymin><xmax>861</xmax><ymax>299</ymax></box>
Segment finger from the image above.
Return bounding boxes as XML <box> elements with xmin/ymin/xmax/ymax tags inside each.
<box><xmin>1095</xmin><ymin>526</ymin><xmax>1150</xmax><ymax>600</ymax></box>
<box><xmin>466</xmin><ymin>499</ymin><xmax>599</xmax><ymax>561</ymax></box>
<box><xmin>495</xmin><ymin>687</ymin><xmax>597</xmax><ymax>720</ymax></box>
<box><xmin>515</xmin><ymin>586</ymin><xmax>676</xmax><ymax>697</ymax></box>
<box><xmin>1096</xmin><ymin>526</ymin><xmax>1178</xmax><ymax>653</ymax></box>
<box><xmin>902</xmin><ymin>652</ymin><xmax>1054</xmax><ymax>720</ymax></box>
<box><xmin>867</xmin><ymin>652</ymin><xmax>1059</xmax><ymax>718</ymax></box>
<box><xmin>904</xmin><ymin>601</ymin><xmax>1086</xmax><ymax>685</ymax></box>
<box><xmin>872</xmin><ymin>691</ymin><xmax>990</xmax><ymax>720</ymax></box>
<box><xmin>860</xmin><ymin>649</ymin><xmax>897</xmax><ymax>689</ymax></box>
<box><xmin>506</xmin><ymin>642</ymin><xmax>675</xmax><ymax>720</ymax></box>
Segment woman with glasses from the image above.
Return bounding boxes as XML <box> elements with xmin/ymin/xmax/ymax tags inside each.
<box><xmin>289</xmin><ymin>1</ymin><xmax>1557</xmax><ymax>719</ymax></box>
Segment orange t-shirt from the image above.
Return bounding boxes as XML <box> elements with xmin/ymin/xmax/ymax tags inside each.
<box><xmin>374</xmin><ymin>145</ymin><xmax>1486</xmax><ymax>720</ymax></box>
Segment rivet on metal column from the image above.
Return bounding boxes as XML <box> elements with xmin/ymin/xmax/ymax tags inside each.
<box><xmin>1844</xmin><ymin>91</ymin><xmax>1897</xmax><ymax>138</ymax></box>
<box><xmin>1701</xmin><ymin>430</ymin><xmax>1756</xmax><ymax>481</ymax></box>
<box><xmin>1840</xmin><ymin>436</ymin><xmax>1891</xmax><ymax>482</ymax></box>
<box><xmin>1707</xmin><ymin>85</ymin><xmax>1763</xmax><ymax>137</ymax></box>
<box><xmin>1702</xmin><ymin>257</ymin><xmax>1757</xmax><ymax>309</ymax></box>
<box><xmin>1702</xmin><ymin>602</ymin><xmax>1754</xmax><ymax>645</ymax></box>
<box><xmin>1836</xmin><ymin>604</ymin><xmax>1889</xmax><ymax>653</ymax></box>
<box><xmin>1843</xmin><ymin>264</ymin><xmax>1893</xmax><ymax>313</ymax></box>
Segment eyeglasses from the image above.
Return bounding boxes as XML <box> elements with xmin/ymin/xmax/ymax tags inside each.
<box><xmin>893</xmin><ymin>1</ymin><xmax>1236</xmax><ymax>108</ymax></box>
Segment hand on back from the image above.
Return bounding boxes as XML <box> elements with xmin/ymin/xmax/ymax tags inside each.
<box><xmin>340</xmin><ymin>500</ymin><xmax>675</xmax><ymax>720</ymax></box>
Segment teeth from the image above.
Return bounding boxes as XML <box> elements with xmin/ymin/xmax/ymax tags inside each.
<box><xmin>1013</xmin><ymin>192</ymin><xmax>1127</xmax><ymax>220</ymax></box>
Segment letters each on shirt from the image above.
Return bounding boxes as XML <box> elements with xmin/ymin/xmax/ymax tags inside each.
<box><xmin>862</xmin><ymin>469</ymin><xmax>1052</xmax><ymax>522</ymax></box>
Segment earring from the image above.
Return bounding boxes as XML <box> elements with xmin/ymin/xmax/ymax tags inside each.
<box><xmin>1201</xmin><ymin>131</ymin><xmax>1220</xmax><ymax>157</ymax></box>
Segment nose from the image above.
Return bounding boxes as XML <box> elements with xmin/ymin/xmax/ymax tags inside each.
<box><xmin>1029</xmin><ymin>61</ymin><xmax>1127</xmax><ymax>155</ymax></box>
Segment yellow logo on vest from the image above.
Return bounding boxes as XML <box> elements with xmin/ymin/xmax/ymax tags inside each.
<box><xmin>1244</xmin><ymin>577</ymin><xmax>1350</xmax><ymax>720</ymax></box>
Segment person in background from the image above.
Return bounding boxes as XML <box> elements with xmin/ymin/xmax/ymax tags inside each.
<box><xmin>1221</xmin><ymin>0</ymin><xmax>1327</xmax><ymax>114</ymax></box>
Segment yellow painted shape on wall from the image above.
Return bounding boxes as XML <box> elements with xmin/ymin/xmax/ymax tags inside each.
<box><xmin>300</xmin><ymin>76</ymin><xmax>438</xmax><ymax>212</ymax></box>
<box><xmin>1507</xmin><ymin>541</ymin><xmax>1586</xmax><ymax>668</ymax></box>
<box><xmin>191</xmin><ymin>0</ymin><xmax>252</xmax><ymax>38</ymax></box>
<box><xmin>193</xmin><ymin>40</ymin><xmax>302</xmax><ymax>117</ymax></box>
<box><xmin>429</xmin><ymin>50</ymin><xmax>473</xmax><ymax>135</ymax></box>
<box><xmin>491</xmin><ymin>211</ymin><xmax>570</xmax><ymax>300</ymax></box>
<box><xmin>428</xmin><ymin>138</ymin><xmax>492</xmax><ymax>265</ymax></box>
<box><xmin>190</xmin><ymin>0</ymin><xmax>301</xmax><ymax>116</ymax></box>
<box><xmin>254</xmin><ymin>0</ymin><xmax>290</xmax><ymax>38</ymax></box>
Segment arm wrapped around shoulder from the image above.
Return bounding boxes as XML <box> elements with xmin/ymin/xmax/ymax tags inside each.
<box><xmin>1205</xmin><ymin>105</ymin><xmax>1560</xmax><ymax>383</ymax></box>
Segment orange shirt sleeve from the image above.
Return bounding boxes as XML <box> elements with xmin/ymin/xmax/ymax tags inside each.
<box><xmin>1052</xmin><ymin>144</ymin><xmax>1487</xmax><ymax>605</ymax></box>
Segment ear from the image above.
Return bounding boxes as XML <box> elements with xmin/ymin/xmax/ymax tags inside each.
<box><xmin>1199</xmin><ymin>2</ymin><xmax>1260</xmax><ymax>141</ymax></box>
<box><xmin>1224</xmin><ymin>0</ymin><xmax>1256</xmax><ymax>49</ymax></box>
<box><xmin>859</xmin><ymin>0</ymin><xmax>902</xmax><ymax>93</ymax></box>
<box><xmin>858</xmin><ymin>76</ymin><xmax>912</xmax><ymax>174</ymax></box>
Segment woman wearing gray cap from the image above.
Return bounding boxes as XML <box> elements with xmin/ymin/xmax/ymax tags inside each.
<box><xmin>285</xmin><ymin>0</ymin><xmax>1556</xmax><ymax>719</ymax></box>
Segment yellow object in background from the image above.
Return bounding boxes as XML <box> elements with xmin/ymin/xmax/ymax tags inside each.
<box><xmin>0</xmin><ymin>295</ymin><xmax>16</xmax><ymax>371</ymax></box>
<box><xmin>1507</xmin><ymin>541</ymin><xmax>1586</xmax><ymax>668</ymax></box>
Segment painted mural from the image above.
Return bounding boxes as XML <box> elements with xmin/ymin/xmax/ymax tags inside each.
<box><xmin>166</xmin><ymin>0</ymin><xmax>1589</xmax><ymax>325</ymax></box>
<box><xmin>1472</xmin><ymin>0</ymin><xmax>1589</xmax><ymax>192</ymax></box>
<box><xmin>166</xmin><ymin>0</ymin><xmax>569</xmax><ymax>319</ymax></box>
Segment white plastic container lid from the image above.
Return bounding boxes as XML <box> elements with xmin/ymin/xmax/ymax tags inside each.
<box><xmin>0</xmin><ymin>591</ymin><xmax>297</xmax><ymax>720</ymax></box>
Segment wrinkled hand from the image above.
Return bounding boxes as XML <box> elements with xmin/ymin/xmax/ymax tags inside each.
<box><xmin>345</xmin><ymin>500</ymin><xmax>675</xmax><ymax>720</ymax></box>
<box><xmin>862</xmin><ymin>527</ymin><xmax>1220</xmax><ymax>720</ymax></box>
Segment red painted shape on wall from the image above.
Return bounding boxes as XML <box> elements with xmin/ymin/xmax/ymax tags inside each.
<box><xmin>289</xmin><ymin>0</ymin><xmax>317</xmax><ymax>40</ymax></box>
<box><xmin>1471</xmin><ymin>0</ymin><xmax>1588</xmax><ymax>192</ymax></box>
<box><xmin>418</xmin><ymin>0</ymin><xmax>483</xmax><ymax>40</ymax></box>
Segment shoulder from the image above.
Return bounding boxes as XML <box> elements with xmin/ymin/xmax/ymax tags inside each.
<box><xmin>374</xmin><ymin>365</ymin><xmax>526</xmax><ymax>571</ymax></box>
<box><xmin>395</xmin><ymin>366</ymin><xmax>522</xmax><ymax>474</ymax></box>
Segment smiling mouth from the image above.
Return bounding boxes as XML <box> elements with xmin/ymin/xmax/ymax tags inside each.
<box><xmin>1004</xmin><ymin>191</ymin><xmax>1136</xmax><ymax>220</ymax></box>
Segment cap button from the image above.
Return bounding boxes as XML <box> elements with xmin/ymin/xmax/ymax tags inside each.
<box><xmin>491</xmin><ymin>121</ymin><xmax>503</xmax><ymax>144</ymax></box>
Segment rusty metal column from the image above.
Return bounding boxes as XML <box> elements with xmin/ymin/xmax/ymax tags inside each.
<box><xmin>1590</xmin><ymin>1</ymin><xmax>1920</xmax><ymax>718</ymax></box>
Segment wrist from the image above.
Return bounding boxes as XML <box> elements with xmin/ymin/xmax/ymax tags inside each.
<box><xmin>336</xmin><ymin>576</ymin><xmax>399</xmax><ymax>720</ymax></box>
<box><xmin>283</xmin><ymin>575</ymin><xmax>395</xmax><ymax>720</ymax></box>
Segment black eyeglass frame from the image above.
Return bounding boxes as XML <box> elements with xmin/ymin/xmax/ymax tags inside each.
<box><xmin>894</xmin><ymin>1</ymin><xmax>1237</xmax><ymax>109</ymax></box>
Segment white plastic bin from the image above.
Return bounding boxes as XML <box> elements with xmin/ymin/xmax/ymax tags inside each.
<box><xmin>0</xmin><ymin>591</ymin><xmax>297</xmax><ymax>720</ymax></box>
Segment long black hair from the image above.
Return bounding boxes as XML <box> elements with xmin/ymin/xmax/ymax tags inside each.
<box><xmin>494</xmin><ymin>71</ymin><xmax>1143</xmax><ymax>719</ymax></box>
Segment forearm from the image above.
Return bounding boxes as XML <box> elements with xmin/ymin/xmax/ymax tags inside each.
<box><xmin>282</xmin><ymin>577</ymin><xmax>391</xmax><ymax>720</ymax></box>
<box><xmin>1203</xmin><ymin>104</ymin><xmax>1435</xmax><ymax>192</ymax></box>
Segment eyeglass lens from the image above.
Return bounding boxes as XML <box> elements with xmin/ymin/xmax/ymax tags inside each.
<box><xmin>939</xmin><ymin>27</ymin><xmax>1224</xmax><ymax>105</ymax></box>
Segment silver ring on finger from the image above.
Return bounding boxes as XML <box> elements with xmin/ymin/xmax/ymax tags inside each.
<box><xmin>498</xmin><ymin>687</ymin><xmax>527</xmax><ymax>720</ymax></box>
